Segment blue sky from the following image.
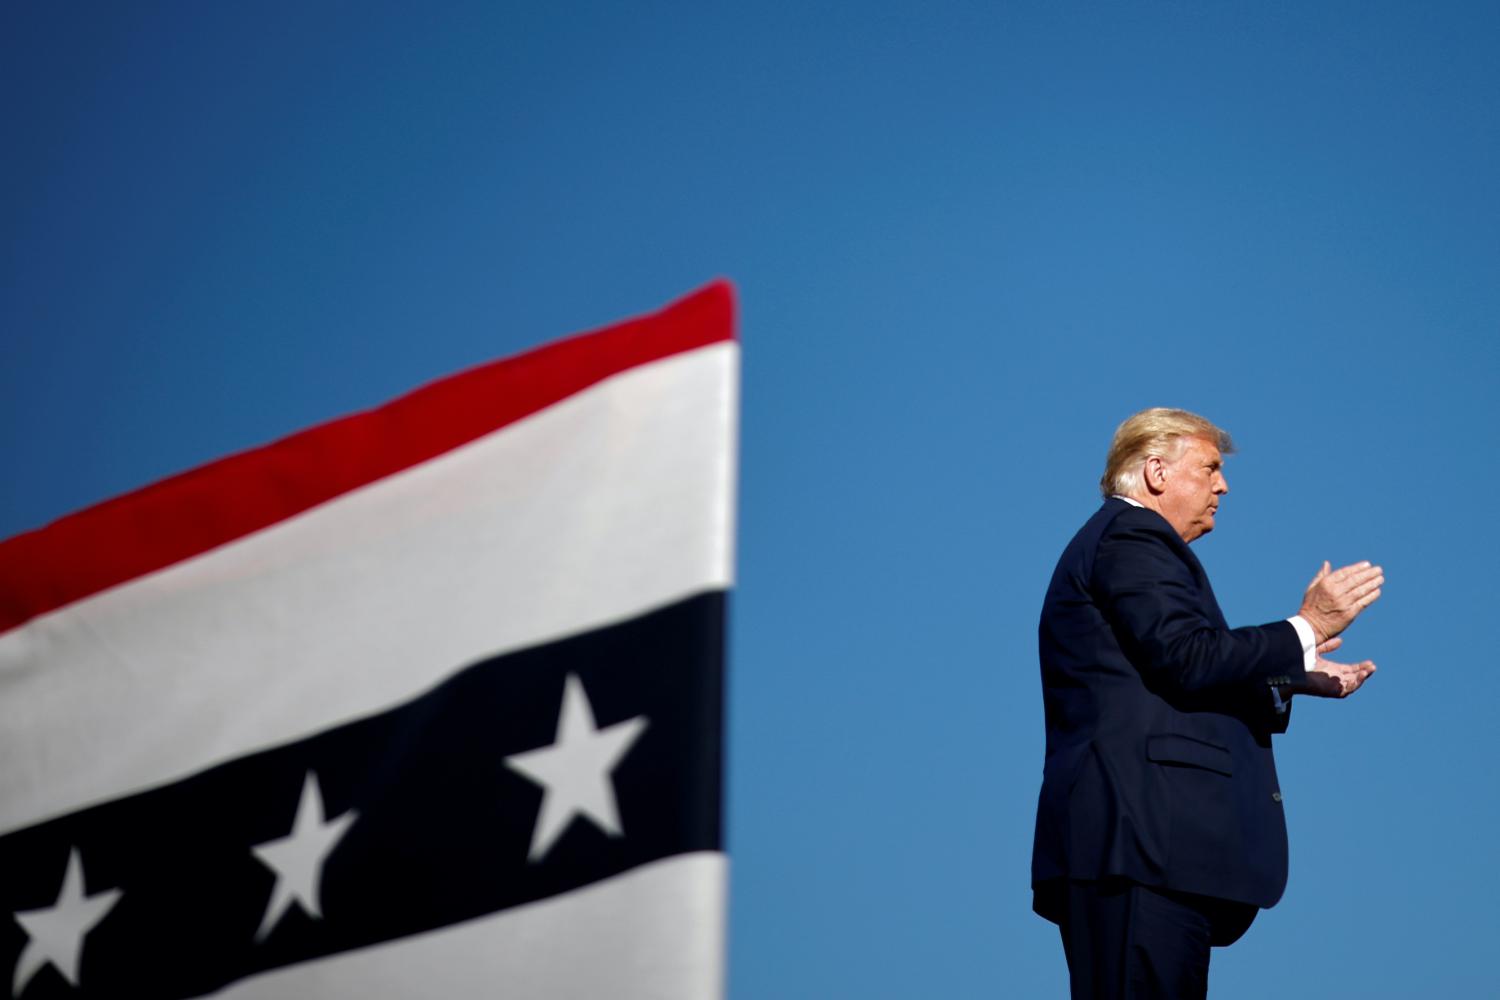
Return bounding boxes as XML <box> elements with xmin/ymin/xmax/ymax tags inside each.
<box><xmin>3</xmin><ymin>2</ymin><xmax>1497</xmax><ymax>997</ymax></box>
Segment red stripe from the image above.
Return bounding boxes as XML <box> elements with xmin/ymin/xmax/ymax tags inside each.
<box><xmin>0</xmin><ymin>280</ymin><xmax>735</xmax><ymax>636</ymax></box>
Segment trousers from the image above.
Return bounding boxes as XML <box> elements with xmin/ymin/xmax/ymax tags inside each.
<box><xmin>1054</xmin><ymin>879</ymin><xmax>1257</xmax><ymax>1000</ymax></box>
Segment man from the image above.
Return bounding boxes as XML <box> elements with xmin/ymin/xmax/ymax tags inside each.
<box><xmin>1031</xmin><ymin>408</ymin><xmax>1383</xmax><ymax>999</ymax></box>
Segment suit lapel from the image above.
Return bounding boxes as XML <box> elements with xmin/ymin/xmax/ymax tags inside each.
<box><xmin>1173</xmin><ymin>538</ymin><xmax>1229</xmax><ymax>629</ymax></box>
<box><xmin>1103</xmin><ymin>498</ymin><xmax>1231</xmax><ymax>628</ymax></box>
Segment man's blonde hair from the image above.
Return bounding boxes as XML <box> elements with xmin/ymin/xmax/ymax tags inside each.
<box><xmin>1100</xmin><ymin>407</ymin><xmax>1234</xmax><ymax>498</ymax></box>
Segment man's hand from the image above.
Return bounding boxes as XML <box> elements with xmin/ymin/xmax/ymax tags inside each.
<box><xmin>1300</xmin><ymin>656</ymin><xmax>1377</xmax><ymax>698</ymax></box>
<box><xmin>1298</xmin><ymin>560</ymin><xmax>1384</xmax><ymax>643</ymax></box>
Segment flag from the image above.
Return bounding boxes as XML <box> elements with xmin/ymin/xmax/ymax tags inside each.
<box><xmin>0</xmin><ymin>281</ymin><xmax>737</xmax><ymax>999</ymax></box>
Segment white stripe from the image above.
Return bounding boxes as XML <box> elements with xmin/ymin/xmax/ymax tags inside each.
<box><xmin>0</xmin><ymin>343</ymin><xmax>737</xmax><ymax>833</ymax></box>
<box><xmin>218</xmin><ymin>852</ymin><xmax>726</xmax><ymax>1000</ymax></box>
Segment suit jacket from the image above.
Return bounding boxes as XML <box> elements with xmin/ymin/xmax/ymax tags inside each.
<box><xmin>1031</xmin><ymin>499</ymin><xmax>1307</xmax><ymax>919</ymax></box>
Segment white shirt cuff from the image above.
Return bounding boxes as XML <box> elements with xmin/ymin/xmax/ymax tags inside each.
<box><xmin>1287</xmin><ymin>615</ymin><xmax>1317</xmax><ymax>673</ymax></box>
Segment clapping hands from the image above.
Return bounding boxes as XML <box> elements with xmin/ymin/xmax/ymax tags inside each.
<box><xmin>1296</xmin><ymin>563</ymin><xmax>1384</xmax><ymax>699</ymax></box>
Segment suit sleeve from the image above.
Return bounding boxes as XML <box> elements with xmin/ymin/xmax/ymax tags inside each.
<box><xmin>1093</xmin><ymin>518</ymin><xmax>1306</xmax><ymax>697</ymax></box>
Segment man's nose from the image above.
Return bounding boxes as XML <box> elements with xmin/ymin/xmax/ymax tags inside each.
<box><xmin>1215</xmin><ymin>474</ymin><xmax>1229</xmax><ymax>494</ymax></box>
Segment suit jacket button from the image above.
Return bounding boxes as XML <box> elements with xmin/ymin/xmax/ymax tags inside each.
<box><xmin>1272</xmin><ymin>791</ymin><xmax>1283</xmax><ymax>802</ymax></box>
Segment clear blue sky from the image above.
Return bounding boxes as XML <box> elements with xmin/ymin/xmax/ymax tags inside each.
<box><xmin>4</xmin><ymin>3</ymin><xmax>1497</xmax><ymax>997</ymax></box>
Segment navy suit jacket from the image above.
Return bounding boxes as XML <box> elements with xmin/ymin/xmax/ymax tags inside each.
<box><xmin>1031</xmin><ymin>499</ymin><xmax>1307</xmax><ymax>919</ymax></box>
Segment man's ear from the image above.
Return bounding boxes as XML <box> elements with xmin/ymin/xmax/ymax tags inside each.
<box><xmin>1143</xmin><ymin>455</ymin><xmax>1168</xmax><ymax>496</ymax></box>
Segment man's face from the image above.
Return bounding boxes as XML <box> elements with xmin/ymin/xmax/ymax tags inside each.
<box><xmin>1157</xmin><ymin>436</ymin><xmax>1228</xmax><ymax>543</ymax></box>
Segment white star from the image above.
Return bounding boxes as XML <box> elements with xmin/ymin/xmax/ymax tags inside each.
<box><xmin>505</xmin><ymin>673</ymin><xmax>648</xmax><ymax>861</ymax></box>
<box><xmin>250</xmin><ymin>771</ymin><xmax>357</xmax><ymax>942</ymax></box>
<box><xmin>11</xmin><ymin>847</ymin><xmax>120</xmax><ymax>996</ymax></box>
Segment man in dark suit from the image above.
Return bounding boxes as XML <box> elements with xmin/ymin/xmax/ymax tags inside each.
<box><xmin>1032</xmin><ymin>408</ymin><xmax>1383</xmax><ymax>999</ymax></box>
